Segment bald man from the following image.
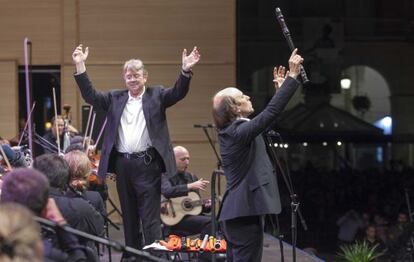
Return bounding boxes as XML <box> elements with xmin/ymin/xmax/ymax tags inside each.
<box><xmin>161</xmin><ymin>146</ymin><xmax>211</xmax><ymax>238</ymax></box>
<box><xmin>212</xmin><ymin>49</ymin><xmax>303</xmax><ymax>262</ymax></box>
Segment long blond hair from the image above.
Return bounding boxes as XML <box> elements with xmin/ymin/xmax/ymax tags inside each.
<box><xmin>64</xmin><ymin>150</ymin><xmax>91</xmax><ymax>191</ymax></box>
<box><xmin>0</xmin><ymin>203</ymin><xmax>43</xmax><ymax>262</ymax></box>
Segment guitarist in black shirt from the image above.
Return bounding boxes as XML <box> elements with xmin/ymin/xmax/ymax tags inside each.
<box><xmin>161</xmin><ymin>146</ymin><xmax>211</xmax><ymax>238</ymax></box>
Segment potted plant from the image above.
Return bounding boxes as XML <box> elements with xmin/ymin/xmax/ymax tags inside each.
<box><xmin>337</xmin><ymin>241</ymin><xmax>382</xmax><ymax>262</ymax></box>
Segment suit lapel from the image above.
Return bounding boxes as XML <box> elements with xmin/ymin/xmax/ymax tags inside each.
<box><xmin>142</xmin><ymin>89</ymin><xmax>151</xmax><ymax>126</ymax></box>
<box><xmin>114</xmin><ymin>91</ymin><xmax>129</xmax><ymax>125</ymax></box>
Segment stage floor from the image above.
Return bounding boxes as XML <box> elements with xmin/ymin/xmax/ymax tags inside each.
<box><xmin>99</xmin><ymin>225</ymin><xmax>327</xmax><ymax>262</ymax></box>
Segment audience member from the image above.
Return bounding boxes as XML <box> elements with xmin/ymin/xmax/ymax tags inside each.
<box><xmin>0</xmin><ymin>168</ymin><xmax>89</xmax><ymax>261</ymax></box>
<box><xmin>33</xmin><ymin>154</ymin><xmax>104</xmax><ymax>253</ymax></box>
<box><xmin>0</xmin><ymin>203</ymin><xmax>43</xmax><ymax>262</ymax></box>
<box><xmin>64</xmin><ymin>150</ymin><xmax>106</xmax><ymax>216</ymax></box>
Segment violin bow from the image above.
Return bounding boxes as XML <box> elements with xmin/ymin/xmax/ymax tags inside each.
<box><xmin>94</xmin><ymin>118</ymin><xmax>107</xmax><ymax>148</ymax></box>
<box><xmin>85</xmin><ymin>112</ymin><xmax>96</xmax><ymax>152</ymax></box>
<box><xmin>18</xmin><ymin>101</ymin><xmax>36</xmax><ymax>146</ymax></box>
<box><xmin>52</xmin><ymin>88</ymin><xmax>61</xmax><ymax>155</ymax></box>
<box><xmin>23</xmin><ymin>37</ymin><xmax>34</xmax><ymax>154</ymax></box>
<box><xmin>83</xmin><ymin>105</ymin><xmax>93</xmax><ymax>148</ymax></box>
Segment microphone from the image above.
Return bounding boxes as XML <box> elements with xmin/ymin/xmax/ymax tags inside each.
<box><xmin>193</xmin><ymin>124</ymin><xmax>215</xmax><ymax>128</ymax></box>
<box><xmin>275</xmin><ymin>7</ymin><xmax>309</xmax><ymax>84</ymax></box>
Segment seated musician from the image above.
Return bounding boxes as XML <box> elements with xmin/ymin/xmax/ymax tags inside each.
<box><xmin>42</xmin><ymin>115</ymin><xmax>79</xmax><ymax>154</ymax></box>
<box><xmin>63</xmin><ymin>149</ymin><xmax>106</xmax><ymax>217</ymax></box>
<box><xmin>161</xmin><ymin>146</ymin><xmax>211</xmax><ymax>238</ymax></box>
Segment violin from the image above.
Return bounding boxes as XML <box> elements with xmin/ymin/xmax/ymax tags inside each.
<box><xmin>86</xmin><ymin>141</ymin><xmax>102</xmax><ymax>186</ymax></box>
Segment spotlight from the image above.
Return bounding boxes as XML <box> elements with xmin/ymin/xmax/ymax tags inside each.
<box><xmin>340</xmin><ymin>78</ymin><xmax>351</xmax><ymax>89</ymax></box>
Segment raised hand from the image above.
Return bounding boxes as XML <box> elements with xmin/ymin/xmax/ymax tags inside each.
<box><xmin>72</xmin><ymin>44</ymin><xmax>89</xmax><ymax>74</ymax></box>
<box><xmin>273</xmin><ymin>65</ymin><xmax>289</xmax><ymax>90</ymax></box>
<box><xmin>72</xmin><ymin>44</ymin><xmax>89</xmax><ymax>64</ymax></box>
<box><xmin>287</xmin><ymin>48</ymin><xmax>304</xmax><ymax>79</ymax></box>
<box><xmin>182</xmin><ymin>46</ymin><xmax>201</xmax><ymax>72</ymax></box>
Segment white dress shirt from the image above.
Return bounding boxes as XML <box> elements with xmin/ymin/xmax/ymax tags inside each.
<box><xmin>116</xmin><ymin>88</ymin><xmax>152</xmax><ymax>153</ymax></box>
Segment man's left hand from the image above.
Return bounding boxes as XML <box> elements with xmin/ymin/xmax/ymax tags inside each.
<box><xmin>182</xmin><ymin>46</ymin><xmax>201</xmax><ymax>72</ymax></box>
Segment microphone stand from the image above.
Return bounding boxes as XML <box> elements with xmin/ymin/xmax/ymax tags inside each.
<box><xmin>405</xmin><ymin>189</ymin><xmax>413</xmax><ymax>222</ymax></box>
<box><xmin>34</xmin><ymin>216</ymin><xmax>168</xmax><ymax>262</ymax></box>
<box><xmin>264</xmin><ymin>131</ymin><xmax>308</xmax><ymax>262</ymax></box>
<box><xmin>193</xmin><ymin>124</ymin><xmax>223</xmax><ymax>262</ymax></box>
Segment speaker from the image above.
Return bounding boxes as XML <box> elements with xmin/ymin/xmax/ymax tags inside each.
<box><xmin>81</xmin><ymin>105</ymin><xmax>106</xmax><ymax>150</ymax></box>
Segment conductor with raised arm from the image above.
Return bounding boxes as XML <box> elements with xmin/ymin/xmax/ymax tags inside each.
<box><xmin>72</xmin><ymin>44</ymin><xmax>200</xmax><ymax>258</ymax></box>
<box><xmin>212</xmin><ymin>49</ymin><xmax>303</xmax><ymax>262</ymax></box>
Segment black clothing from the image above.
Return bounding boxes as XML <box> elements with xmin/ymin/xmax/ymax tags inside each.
<box><xmin>221</xmin><ymin>216</ymin><xmax>264</xmax><ymax>262</ymax></box>
<box><xmin>42</xmin><ymin>224</ymin><xmax>90</xmax><ymax>262</ymax></box>
<box><xmin>161</xmin><ymin>172</ymin><xmax>211</xmax><ymax>237</ymax></box>
<box><xmin>217</xmin><ymin>77</ymin><xmax>299</xmax><ymax>261</ymax></box>
<box><xmin>65</xmin><ymin>189</ymin><xmax>107</xmax><ymax>217</ymax></box>
<box><xmin>42</xmin><ymin>131</ymin><xmax>62</xmax><ymax>154</ymax></box>
<box><xmin>161</xmin><ymin>171</ymin><xmax>198</xmax><ymax>198</ymax></box>
<box><xmin>74</xmin><ymin>71</ymin><xmax>192</xmax><ymax>251</ymax></box>
<box><xmin>115</xmin><ymin>151</ymin><xmax>162</xmax><ymax>249</ymax></box>
<box><xmin>74</xmin><ymin>71</ymin><xmax>191</xmax><ymax>180</ymax></box>
<box><xmin>49</xmin><ymin>188</ymin><xmax>105</xmax><ymax>238</ymax></box>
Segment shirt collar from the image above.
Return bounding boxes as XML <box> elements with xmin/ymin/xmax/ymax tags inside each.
<box><xmin>128</xmin><ymin>86</ymin><xmax>146</xmax><ymax>101</ymax></box>
<box><xmin>237</xmin><ymin>117</ymin><xmax>250</xmax><ymax>122</ymax></box>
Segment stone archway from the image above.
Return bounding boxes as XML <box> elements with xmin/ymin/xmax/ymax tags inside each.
<box><xmin>331</xmin><ymin>65</ymin><xmax>391</xmax><ymax>125</ymax></box>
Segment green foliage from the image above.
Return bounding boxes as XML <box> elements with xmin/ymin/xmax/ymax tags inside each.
<box><xmin>337</xmin><ymin>241</ymin><xmax>382</xmax><ymax>262</ymax></box>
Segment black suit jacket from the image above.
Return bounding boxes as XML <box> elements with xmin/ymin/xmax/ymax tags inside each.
<box><xmin>74</xmin><ymin>71</ymin><xmax>192</xmax><ymax>179</ymax></box>
<box><xmin>218</xmin><ymin>77</ymin><xmax>299</xmax><ymax>221</ymax></box>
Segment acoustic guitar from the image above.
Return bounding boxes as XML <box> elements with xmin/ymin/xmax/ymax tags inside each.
<box><xmin>160</xmin><ymin>191</ymin><xmax>209</xmax><ymax>226</ymax></box>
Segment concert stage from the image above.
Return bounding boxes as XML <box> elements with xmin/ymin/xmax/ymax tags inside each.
<box><xmin>263</xmin><ymin>234</ymin><xmax>325</xmax><ymax>262</ymax></box>
<box><xmin>101</xmin><ymin>226</ymin><xmax>325</xmax><ymax>262</ymax></box>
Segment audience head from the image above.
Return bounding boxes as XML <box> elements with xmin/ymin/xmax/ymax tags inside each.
<box><xmin>174</xmin><ymin>146</ymin><xmax>190</xmax><ymax>173</ymax></box>
<box><xmin>64</xmin><ymin>135</ymin><xmax>85</xmax><ymax>153</ymax></box>
<box><xmin>0</xmin><ymin>168</ymin><xmax>49</xmax><ymax>215</ymax></box>
<box><xmin>33</xmin><ymin>154</ymin><xmax>69</xmax><ymax>190</ymax></box>
<box><xmin>64</xmin><ymin>150</ymin><xmax>91</xmax><ymax>191</ymax></box>
<box><xmin>365</xmin><ymin>224</ymin><xmax>377</xmax><ymax>240</ymax></box>
<box><xmin>397</xmin><ymin>212</ymin><xmax>409</xmax><ymax>225</ymax></box>
<box><xmin>0</xmin><ymin>203</ymin><xmax>43</xmax><ymax>262</ymax></box>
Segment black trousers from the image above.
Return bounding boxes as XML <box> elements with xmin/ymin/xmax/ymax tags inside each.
<box><xmin>168</xmin><ymin>215</ymin><xmax>211</xmax><ymax>237</ymax></box>
<box><xmin>115</xmin><ymin>152</ymin><xmax>162</xmax><ymax>250</ymax></box>
<box><xmin>221</xmin><ymin>215</ymin><xmax>264</xmax><ymax>262</ymax></box>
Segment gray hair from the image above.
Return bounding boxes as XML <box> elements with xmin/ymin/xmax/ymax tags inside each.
<box><xmin>123</xmin><ymin>59</ymin><xmax>147</xmax><ymax>76</ymax></box>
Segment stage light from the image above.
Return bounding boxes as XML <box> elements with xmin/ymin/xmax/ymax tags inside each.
<box><xmin>322</xmin><ymin>142</ymin><xmax>328</xmax><ymax>146</ymax></box>
<box><xmin>274</xmin><ymin>143</ymin><xmax>279</xmax><ymax>147</ymax></box>
<box><xmin>337</xmin><ymin>141</ymin><xmax>342</xmax><ymax>146</ymax></box>
<box><xmin>302</xmin><ymin>142</ymin><xmax>308</xmax><ymax>147</ymax></box>
<box><xmin>340</xmin><ymin>78</ymin><xmax>351</xmax><ymax>89</ymax></box>
<box><xmin>284</xmin><ymin>144</ymin><xmax>289</xmax><ymax>148</ymax></box>
<box><xmin>374</xmin><ymin>116</ymin><xmax>392</xmax><ymax>135</ymax></box>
